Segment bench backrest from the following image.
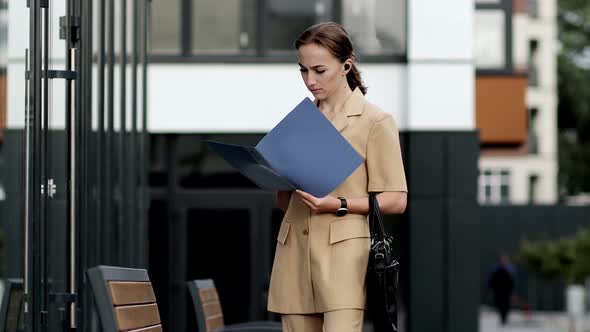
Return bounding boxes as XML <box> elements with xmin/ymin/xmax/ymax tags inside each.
<box><xmin>88</xmin><ymin>266</ymin><xmax>162</xmax><ymax>332</ymax></box>
<box><xmin>0</xmin><ymin>279</ymin><xmax>24</xmax><ymax>332</ymax></box>
<box><xmin>187</xmin><ymin>279</ymin><xmax>224</xmax><ymax>332</ymax></box>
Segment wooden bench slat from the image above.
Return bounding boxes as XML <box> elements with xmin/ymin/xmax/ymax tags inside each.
<box><xmin>108</xmin><ymin>282</ymin><xmax>156</xmax><ymax>306</ymax></box>
<box><xmin>114</xmin><ymin>303</ymin><xmax>161</xmax><ymax>331</ymax></box>
<box><xmin>199</xmin><ymin>288</ymin><xmax>219</xmax><ymax>302</ymax></box>
<box><xmin>202</xmin><ymin>302</ymin><xmax>222</xmax><ymax>318</ymax></box>
<box><xmin>126</xmin><ymin>324</ymin><xmax>163</xmax><ymax>332</ymax></box>
<box><xmin>205</xmin><ymin>316</ymin><xmax>224</xmax><ymax>332</ymax></box>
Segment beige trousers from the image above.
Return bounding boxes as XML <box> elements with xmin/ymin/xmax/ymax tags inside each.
<box><xmin>281</xmin><ymin>309</ymin><xmax>364</xmax><ymax>332</ymax></box>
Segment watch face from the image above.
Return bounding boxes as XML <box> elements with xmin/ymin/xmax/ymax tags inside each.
<box><xmin>336</xmin><ymin>208</ymin><xmax>348</xmax><ymax>217</ymax></box>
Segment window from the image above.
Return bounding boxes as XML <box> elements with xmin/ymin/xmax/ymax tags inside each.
<box><xmin>528</xmin><ymin>174</ymin><xmax>538</xmax><ymax>204</ymax></box>
<box><xmin>474</xmin><ymin>10</ymin><xmax>506</xmax><ymax>69</ymax></box>
<box><xmin>267</xmin><ymin>0</ymin><xmax>326</xmax><ymax>53</ymax></box>
<box><xmin>150</xmin><ymin>0</ymin><xmax>407</xmax><ymax>61</ymax></box>
<box><xmin>151</xmin><ymin>0</ymin><xmax>182</xmax><ymax>54</ymax></box>
<box><xmin>474</xmin><ymin>1</ymin><xmax>512</xmax><ymax>72</ymax></box>
<box><xmin>528</xmin><ymin>107</ymin><xmax>538</xmax><ymax>154</ymax></box>
<box><xmin>527</xmin><ymin>0</ymin><xmax>539</xmax><ymax>18</ymax></box>
<box><xmin>342</xmin><ymin>0</ymin><xmax>406</xmax><ymax>55</ymax></box>
<box><xmin>528</xmin><ymin>39</ymin><xmax>539</xmax><ymax>86</ymax></box>
<box><xmin>191</xmin><ymin>0</ymin><xmax>258</xmax><ymax>55</ymax></box>
<box><xmin>479</xmin><ymin>169</ymin><xmax>511</xmax><ymax>204</ymax></box>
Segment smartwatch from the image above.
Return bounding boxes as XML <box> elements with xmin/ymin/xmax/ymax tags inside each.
<box><xmin>336</xmin><ymin>197</ymin><xmax>348</xmax><ymax>217</ymax></box>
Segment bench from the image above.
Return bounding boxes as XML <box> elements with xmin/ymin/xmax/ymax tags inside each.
<box><xmin>187</xmin><ymin>279</ymin><xmax>281</xmax><ymax>332</ymax></box>
<box><xmin>87</xmin><ymin>266</ymin><xmax>162</xmax><ymax>332</ymax></box>
<box><xmin>0</xmin><ymin>279</ymin><xmax>24</xmax><ymax>332</ymax></box>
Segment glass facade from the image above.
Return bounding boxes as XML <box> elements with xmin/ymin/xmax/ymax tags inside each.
<box><xmin>151</xmin><ymin>0</ymin><xmax>407</xmax><ymax>60</ymax></box>
<box><xmin>191</xmin><ymin>0</ymin><xmax>258</xmax><ymax>54</ymax></box>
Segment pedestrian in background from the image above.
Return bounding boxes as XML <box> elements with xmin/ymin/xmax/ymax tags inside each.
<box><xmin>488</xmin><ymin>253</ymin><xmax>516</xmax><ymax>326</ymax></box>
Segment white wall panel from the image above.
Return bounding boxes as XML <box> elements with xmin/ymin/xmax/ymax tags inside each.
<box><xmin>7</xmin><ymin>0</ymin><xmax>29</xmax><ymax>59</ymax></box>
<box><xmin>6</xmin><ymin>63</ymin><xmax>25</xmax><ymax>128</ymax></box>
<box><xmin>147</xmin><ymin>64</ymin><xmax>408</xmax><ymax>133</ymax></box>
<box><xmin>408</xmin><ymin>0</ymin><xmax>474</xmax><ymax>61</ymax></box>
<box><xmin>7</xmin><ymin>0</ymin><xmax>68</xmax><ymax>128</ymax></box>
<box><xmin>407</xmin><ymin>63</ymin><xmax>474</xmax><ymax>130</ymax></box>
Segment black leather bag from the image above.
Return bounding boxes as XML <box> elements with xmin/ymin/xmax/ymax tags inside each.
<box><xmin>366</xmin><ymin>193</ymin><xmax>400</xmax><ymax>332</ymax></box>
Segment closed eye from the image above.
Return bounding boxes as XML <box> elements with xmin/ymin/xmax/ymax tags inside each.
<box><xmin>299</xmin><ymin>68</ymin><xmax>326</xmax><ymax>74</ymax></box>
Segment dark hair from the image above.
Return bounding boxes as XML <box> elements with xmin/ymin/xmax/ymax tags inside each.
<box><xmin>295</xmin><ymin>22</ymin><xmax>368</xmax><ymax>95</ymax></box>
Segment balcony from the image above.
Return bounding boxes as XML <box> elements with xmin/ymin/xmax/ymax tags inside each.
<box><xmin>476</xmin><ymin>76</ymin><xmax>529</xmax><ymax>145</ymax></box>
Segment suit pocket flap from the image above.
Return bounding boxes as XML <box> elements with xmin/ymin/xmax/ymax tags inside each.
<box><xmin>329</xmin><ymin>219</ymin><xmax>370</xmax><ymax>244</ymax></box>
<box><xmin>277</xmin><ymin>221</ymin><xmax>291</xmax><ymax>245</ymax></box>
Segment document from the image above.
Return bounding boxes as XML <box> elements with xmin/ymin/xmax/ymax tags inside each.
<box><xmin>206</xmin><ymin>98</ymin><xmax>364</xmax><ymax>197</ymax></box>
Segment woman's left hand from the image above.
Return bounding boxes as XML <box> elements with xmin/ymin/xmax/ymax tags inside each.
<box><xmin>295</xmin><ymin>190</ymin><xmax>340</xmax><ymax>213</ymax></box>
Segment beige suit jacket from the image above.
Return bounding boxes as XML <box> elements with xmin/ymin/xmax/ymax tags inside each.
<box><xmin>267</xmin><ymin>88</ymin><xmax>407</xmax><ymax>314</ymax></box>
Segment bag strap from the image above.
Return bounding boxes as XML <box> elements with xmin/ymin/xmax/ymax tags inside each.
<box><xmin>369</xmin><ymin>193</ymin><xmax>387</xmax><ymax>238</ymax></box>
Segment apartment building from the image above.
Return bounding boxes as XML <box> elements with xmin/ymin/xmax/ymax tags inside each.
<box><xmin>476</xmin><ymin>0</ymin><xmax>558</xmax><ymax>205</ymax></box>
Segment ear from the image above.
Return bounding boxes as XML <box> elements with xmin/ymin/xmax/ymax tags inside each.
<box><xmin>343</xmin><ymin>60</ymin><xmax>353</xmax><ymax>73</ymax></box>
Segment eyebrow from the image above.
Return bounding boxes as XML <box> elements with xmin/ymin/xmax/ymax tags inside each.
<box><xmin>298</xmin><ymin>63</ymin><xmax>326</xmax><ymax>69</ymax></box>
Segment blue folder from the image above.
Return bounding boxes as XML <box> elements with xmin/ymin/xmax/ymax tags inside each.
<box><xmin>206</xmin><ymin>98</ymin><xmax>364</xmax><ymax>197</ymax></box>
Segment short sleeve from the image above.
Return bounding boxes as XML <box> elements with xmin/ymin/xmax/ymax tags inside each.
<box><xmin>366</xmin><ymin>115</ymin><xmax>408</xmax><ymax>192</ymax></box>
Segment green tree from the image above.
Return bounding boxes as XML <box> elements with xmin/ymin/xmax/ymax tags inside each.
<box><xmin>557</xmin><ymin>0</ymin><xmax>590</xmax><ymax>195</ymax></box>
<box><xmin>517</xmin><ymin>228</ymin><xmax>590</xmax><ymax>284</ymax></box>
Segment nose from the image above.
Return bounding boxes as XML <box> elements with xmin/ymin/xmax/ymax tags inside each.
<box><xmin>305</xmin><ymin>72</ymin><xmax>317</xmax><ymax>87</ymax></box>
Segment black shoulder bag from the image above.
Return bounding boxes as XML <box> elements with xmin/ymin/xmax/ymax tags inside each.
<box><xmin>366</xmin><ymin>193</ymin><xmax>400</xmax><ymax>332</ymax></box>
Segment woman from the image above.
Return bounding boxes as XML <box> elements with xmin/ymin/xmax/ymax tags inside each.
<box><xmin>267</xmin><ymin>22</ymin><xmax>407</xmax><ymax>332</ymax></box>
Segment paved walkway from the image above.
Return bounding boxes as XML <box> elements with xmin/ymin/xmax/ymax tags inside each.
<box><xmin>480</xmin><ymin>308</ymin><xmax>588</xmax><ymax>332</ymax></box>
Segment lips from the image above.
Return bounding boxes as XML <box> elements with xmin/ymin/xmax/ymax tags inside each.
<box><xmin>310</xmin><ymin>88</ymin><xmax>322</xmax><ymax>94</ymax></box>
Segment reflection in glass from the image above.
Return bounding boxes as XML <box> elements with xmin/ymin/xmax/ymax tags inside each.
<box><xmin>151</xmin><ymin>0</ymin><xmax>181</xmax><ymax>54</ymax></box>
<box><xmin>342</xmin><ymin>0</ymin><xmax>406</xmax><ymax>55</ymax></box>
<box><xmin>267</xmin><ymin>0</ymin><xmax>331</xmax><ymax>52</ymax></box>
<box><xmin>192</xmin><ymin>0</ymin><xmax>257</xmax><ymax>54</ymax></box>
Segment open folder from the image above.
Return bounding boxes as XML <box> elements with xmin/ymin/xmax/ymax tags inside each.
<box><xmin>206</xmin><ymin>98</ymin><xmax>364</xmax><ymax>197</ymax></box>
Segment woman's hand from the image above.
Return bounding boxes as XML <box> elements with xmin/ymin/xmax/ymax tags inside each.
<box><xmin>295</xmin><ymin>190</ymin><xmax>340</xmax><ymax>213</ymax></box>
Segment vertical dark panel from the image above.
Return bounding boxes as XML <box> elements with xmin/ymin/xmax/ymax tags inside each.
<box><xmin>78</xmin><ymin>0</ymin><xmax>94</xmax><ymax>328</ymax></box>
<box><xmin>447</xmin><ymin>199</ymin><xmax>479</xmax><ymax>332</ymax></box>
<box><xmin>40</xmin><ymin>1</ymin><xmax>51</xmax><ymax>325</ymax></box>
<box><xmin>406</xmin><ymin>134</ymin><xmax>445</xmax><ymax>197</ymax></box>
<box><xmin>408</xmin><ymin>198</ymin><xmax>445</xmax><ymax>331</ymax></box>
<box><xmin>97</xmin><ymin>0</ymin><xmax>106</xmax><ymax>265</ymax></box>
<box><xmin>405</xmin><ymin>131</ymin><xmax>480</xmax><ymax>332</ymax></box>
<box><xmin>119</xmin><ymin>0</ymin><xmax>128</xmax><ymax>266</ymax></box>
<box><xmin>27</xmin><ymin>0</ymin><xmax>44</xmax><ymax>330</ymax></box>
<box><xmin>406</xmin><ymin>133</ymin><xmax>446</xmax><ymax>332</ymax></box>
<box><xmin>130</xmin><ymin>0</ymin><xmax>139</xmax><ymax>268</ymax></box>
<box><xmin>181</xmin><ymin>0</ymin><xmax>191</xmax><ymax>55</ymax></box>
<box><xmin>106</xmin><ymin>0</ymin><xmax>116</xmax><ymax>264</ymax></box>
<box><xmin>446</xmin><ymin>132</ymin><xmax>480</xmax><ymax>332</ymax></box>
<box><xmin>447</xmin><ymin>133</ymin><xmax>479</xmax><ymax>198</ymax></box>
<box><xmin>166</xmin><ymin>135</ymin><xmax>185</xmax><ymax>332</ymax></box>
<box><xmin>2</xmin><ymin>130</ymin><xmax>24</xmax><ymax>278</ymax></box>
<box><xmin>140</xmin><ymin>0</ymin><xmax>150</xmax><ymax>269</ymax></box>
